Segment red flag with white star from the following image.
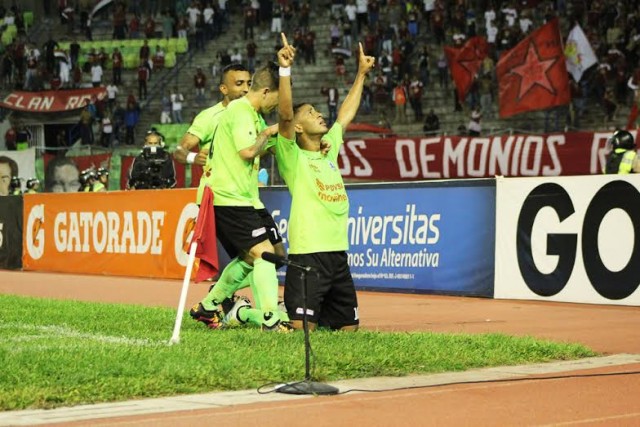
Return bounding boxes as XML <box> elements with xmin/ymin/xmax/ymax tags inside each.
<box><xmin>497</xmin><ymin>18</ymin><xmax>571</xmax><ymax>118</ymax></box>
<box><xmin>444</xmin><ymin>36</ymin><xmax>489</xmax><ymax>103</ymax></box>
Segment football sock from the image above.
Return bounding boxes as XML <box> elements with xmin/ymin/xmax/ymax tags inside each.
<box><xmin>201</xmin><ymin>258</ymin><xmax>252</xmax><ymax>311</ymax></box>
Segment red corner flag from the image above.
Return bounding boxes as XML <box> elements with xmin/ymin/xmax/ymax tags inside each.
<box><xmin>444</xmin><ymin>36</ymin><xmax>489</xmax><ymax>103</ymax></box>
<box><xmin>192</xmin><ymin>186</ymin><xmax>219</xmax><ymax>282</ymax></box>
<box><xmin>497</xmin><ymin>18</ymin><xmax>571</xmax><ymax>118</ymax></box>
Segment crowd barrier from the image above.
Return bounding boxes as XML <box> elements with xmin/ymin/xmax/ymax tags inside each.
<box><xmin>1</xmin><ymin>175</ymin><xmax>638</xmax><ymax>306</ymax></box>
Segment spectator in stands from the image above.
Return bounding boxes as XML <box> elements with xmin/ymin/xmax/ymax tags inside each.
<box><xmin>90</xmin><ymin>59</ymin><xmax>103</xmax><ymax>88</ymax></box>
<box><xmin>69</xmin><ymin>39</ymin><xmax>80</xmax><ymax>69</ymax></box>
<box><xmin>244</xmin><ymin>2</ymin><xmax>256</xmax><ymax>40</ymax></box>
<box><xmin>409</xmin><ymin>74</ymin><xmax>424</xmax><ymax>122</ymax></box>
<box><xmin>161</xmin><ymin>9</ymin><xmax>175</xmax><ymax>39</ymax></box>
<box><xmin>106</xmin><ymin>80</ymin><xmax>118</xmax><ymax>110</ymax></box>
<box><xmin>85</xmin><ymin>12</ymin><xmax>93</xmax><ymax>41</ymax></box>
<box><xmin>282</xmin><ymin>2</ymin><xmax>294</xmax><ymax>34</ymax></box>
<box><xmin>44</xmin><ymin>156</ymin><xmax>81</xmax><ymax>193</ymax></box>
<box><xmin>137</xmin><ymin>61</ymin><xmax>150</xmax><ymax>101</ymax></box>
<box><xmin>271</xmin><ymin>2</ymin><xmax>283</xmax><ymax>35</ymax></box>
<box><xmin>100</xmin><ymin>109</ymin><xmax>114</xmax><ymax>148</ymax></box>
<box><xmin>230</xmin><ymin>47</ymin><xmax>242</xmax><ymax>64</ymax></box>
<box><xmin>194</xmin><ymin>66</ymin><xmax>207</xmax><ymax>105</ymax></box>
<box><xmin>113</xmin><ymin>2</ymin><xmax>127</xmax><ymax>40</ymax></box>
<box><xmin>79</xmin><ymin>102</ymin><xmax>94</xmax><ymax>145</ymax></box>
<box><xmin>124</xmin><ymin>99</ymin><xmax>141</xmax><ymax>145</ymax></box>
<box><xmin>23</xmin><ymin>52</ymin><xmax>38</xmax><ymax>90</ymax></box>
<box><xmin>97</xmin><ymin>47</ymin><xmax>108</xmax><ymax>69</ymax></box>
<box><xmin>111</xmin><ymin>47</ymin><xmax>123</xmax><ymax>85</ymax></box>
<box><xmin>304</xmin><ymin>29</ymin><xmax>316</xmax><ymax>65</ymax></box>
<box><xmin>139</xmin><ymin>38</ymin><xmax>151</xmax><ymax>67</ymax></box>
<box><xmin>423</xmin><ymin>109</ymin><xmax>440</xmax><ymax>134</ymax></box>
<box><xmin>112</xmin><ymin>101</ymin><xmax>125</xmax><ymax>145</ymax></box>
<box><xmin>43</xmin><ymin>35</ymin><xmax>58</xmax><ymax>75</ymax></box>
<box><xmin>204</xmin><ymin>2</ymin><xmax>215</xmax><ymax>40</ymax></box>
<box><xmin>467</xmin><ymin>109</ymin><xmax>482</xmax><ymax>136</ymax></box>
<box><xmin>177</xmin><ymin>15</ymin><xmax>189</xmax><ymax>38</ymax></box>
<box><xmin>246</xmin><ymin>38</ymin><xmax>257</xmax><ymax>73</ymax></box>
<box><xmin>186</xmin><ymin>1</ymin><xmax>202</xmax><ymax>32</ymax></box>
<box><xmin>153</xmin><ymin>44</ymin><xmax>165</xmax><ymax>69</ymax></box>
<box><xmin>4</xmin><ymin>122</ymin><xmax>17</xmax><ymax>150</ymax></box>
<box><xmin>57</xmin><ymin>52</ymin><xmax>70</xmax><ymax>89</ymax></box>
<box><xmin>71</xmin><ymin>65</ymin><xmax>83</xmax><ymax>89</ymax></box>
<box><xmin>361</xmin><ymin>81</ymin><xmax>372</xmax><ymax>114</ymax></box>
<box><xmin>392</xmin><ymin>80</ymin><xmax>408</xmax><ymax>124</ymax></box>
<box><xmin>299</xmin><ymin>2</ymin><xmax>311</xmax><ymax>29</ymax></box>
<box><xmin>160</xmin><ymin>90</ymin><xmax>172</xmax><ymax>124</ymax></box>
<box><xmin>2</xmin><ymin>51</ymin><xmax>13</xmax><ymax>90</ymax></box>
<box><xmin>321</xmin><ymin>84</ymin><xmax>340</xmax><ymax>127</ymax></box>
<box><xmin>171</xmin><ymin>86</ymin><xmax>185</xmax><ymax>123</ymax></box>
<box><xmin>129</xmin><ymin>14</ymin><xmax>141</xmax><ymax>39</ymax></box>
<box><xmin>436</xmin><ymin>52</ymin><xmax>448</xmax><ymax>89</ymax></box>
<box><xmin>603</xmin><ymin>88</ymin><xmax>618</xmax><ymax>128</ymax></box>
<box><xmin>144</xmin><ymin>14</ymin><xmax>156</xmax><ymax>39</ymax></box>
<box><xmin>478</xmin><ymin>73</ymin><xmax>494</xmax><ymax>119</ymax></box>
<box><xmin>195</xmin><ymin>14</ymin><xmax>206</xmax><ymax>51</ymax></box>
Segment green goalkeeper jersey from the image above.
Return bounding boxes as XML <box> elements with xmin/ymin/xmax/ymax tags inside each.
<box><xmin>192</xmin><ymin>102</ymin><xmax>225</xmax><ymax>205</ymax></box>
<box><xmin>275</xmin><ymin>123</ymin><xmax>349</xmax><ymax>254</ymax></box>
<box><xmin>211</xmin><ymin>97</ymin><xmax>267</xmax><ymax>209</ymax></box>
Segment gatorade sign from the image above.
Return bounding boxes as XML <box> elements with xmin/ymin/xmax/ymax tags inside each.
<box><xmin>23</xmin><ymin>189</ymin><xmax>199</xmax><ymax>279</ymax></box>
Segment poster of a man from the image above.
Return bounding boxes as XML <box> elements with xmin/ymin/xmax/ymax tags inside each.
<box><xmin>0</xmin><ymin>155</ymin><xmax>19</xmax><ymax>196</ymax></box>
<box><xmin>45</xmin><ymin>156</ymin><xmax>81</xmax><ymax>192</ymax></box>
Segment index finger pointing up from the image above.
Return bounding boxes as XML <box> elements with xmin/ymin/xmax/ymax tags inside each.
<box><xmin>359</xmin><ymin>42</ymin><xmax>364</xmax><ymax>56</ymax></box>
<box><xmin>281</xmin><ymin>32</ymin><xmax>290</xmax><ymax>48</ymax></box>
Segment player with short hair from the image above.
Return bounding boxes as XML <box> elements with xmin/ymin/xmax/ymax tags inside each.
<box><xmin>190</xmin><ymin>57</ymin><xmax>293</xmax><ymax>332</ymax></box>
<box><xmin>274</xmin><ymin>41</ymin><xmax>375</xmax><ymax>331</ymax></box>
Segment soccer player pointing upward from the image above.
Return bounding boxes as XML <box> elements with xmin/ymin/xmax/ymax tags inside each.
<box><xmin>275</xmin><ymin>40</ymin><xmax>375</xmax><ymax>331</ymax></box>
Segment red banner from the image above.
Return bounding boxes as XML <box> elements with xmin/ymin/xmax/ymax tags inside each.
<box><xmin>0</xmin><ymin>88</ymin><xmax>108</xmax><ymax>112</ymax></box>
<box><xmin>444</xmin><ymin>36</ymin><xmax>489</xmax><ymax>103</ymax></box>
<box><xmin>497</xmin><ymin>18</ymin><xmax>570</xmax><ymax>118</ymax></box>
<box><xmin>337</xmin><ymin>131</ymin><xmax>626</xmax><ymax>180</ymax></box>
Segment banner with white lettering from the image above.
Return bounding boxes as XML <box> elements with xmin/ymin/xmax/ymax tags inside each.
<box><xmin>495</xmin><ymin>175</ymin><xmax>640</xmax><ymax>306</ymax></box>
<box><xmin>0</xmin><ymin>88</ymin><xmax>108</xmax><ymax>112</ymax></box>
<box><xmin>338</xmin><ymin>131</ymin><xmax>628</xmax><ymax>180</ymax></box>
<box><xmin>263</xmin><ymin>181</ymin><xmax>496</xmax><ymax>296</ymax></box>
<box><xmin>22</xmin><ymin>189</ymin><xmax>199</xmax><ymax>279</ymax></box>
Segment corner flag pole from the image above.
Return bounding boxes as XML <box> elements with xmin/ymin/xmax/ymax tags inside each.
<box><xmin>169</xmin><ymin>241</ymin><xmax>198</xmax><ymax>345</ymax></box>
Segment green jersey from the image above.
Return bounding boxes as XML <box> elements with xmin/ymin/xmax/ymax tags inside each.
<box><xmin>275</xmin><ymin>123</ymin><xmax>349</xmax><ymax>254</ymax></box>
<box><xmin>192</xmin><ymin>102</ymin><xmax>226</xmax><ymax>205</ymax></box>
<box><xmin>211</xmin><ymin>97</ymin><xmax>267</xmax><ymax>208</ymax></box>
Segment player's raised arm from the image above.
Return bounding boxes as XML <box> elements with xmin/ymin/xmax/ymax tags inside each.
<box><xmin>278</xmin><ymin>33</ymin><xmax>296</xmax><ymax>140</ymax></box>
<box><xmin>336</xmin><ymin>42</ymin><xmax>375</xmax><ymax>132</ymax></box>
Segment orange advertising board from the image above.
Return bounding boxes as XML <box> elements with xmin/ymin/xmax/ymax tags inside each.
<box><xmin>22</xmin><ymin>189</ymin><xmax>200</xmax><ymax>279</ymax></box>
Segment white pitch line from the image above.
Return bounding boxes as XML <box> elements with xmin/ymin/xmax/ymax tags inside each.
<box><xmin>0</xmin><ymin>323</ymin><xmax>158</xmax><ymax>347</ymax></box>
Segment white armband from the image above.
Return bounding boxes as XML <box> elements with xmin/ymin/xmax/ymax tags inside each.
<box><xmin>279</xmin><ymin>67</ymin><xmax>291</xmax><ymax>77</ymax></box>
<box><xmin>186</xmin><ymin>152</ymin><xmax>197</xmax><ymax>164</ymax></box>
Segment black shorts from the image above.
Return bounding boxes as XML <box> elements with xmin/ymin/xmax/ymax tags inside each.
<box><xmin>283</xmin><ymin>251</ymin><xmax>359</xmax><ymax>329</ymax></box>
<box><xmin>214</xmin><ymin>206</ymin><xmax>282</xmax><ymax>259</ymax></box>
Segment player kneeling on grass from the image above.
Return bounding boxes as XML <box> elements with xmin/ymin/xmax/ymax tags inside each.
<box><xmin>273</xmin><ymin>37</ymin><xmax>376</xmax><ymax>331</ymax></box>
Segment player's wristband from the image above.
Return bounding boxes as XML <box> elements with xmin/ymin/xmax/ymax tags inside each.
<box><xmin>279</xmin><ymin>67</ymin><xmax>291</xmax><ymax>77</ymax></box>
<box><xmin>186</xmin><ymin>152</ymin><xmax>197</xmax><ymax>164</ymax></box>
